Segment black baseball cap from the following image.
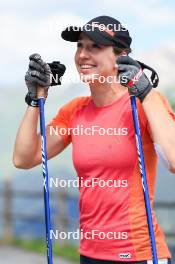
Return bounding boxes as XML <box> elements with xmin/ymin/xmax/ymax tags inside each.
<box><xmin>61</xmin><ymin>15</ymin><xmax>132</xmax><ymax>49</ymax></box>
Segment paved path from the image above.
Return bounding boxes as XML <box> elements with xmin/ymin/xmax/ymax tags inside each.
<box><xmin>0</xmin><ymin>246</ymin><xmax>75</xmax><ymax>264</ymax></box>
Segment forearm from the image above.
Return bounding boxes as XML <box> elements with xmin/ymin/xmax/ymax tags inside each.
<box><xmin>13</xmin><ymin>106</ymin><xmax>40</xmax><ymax>168</ymax></box>
<box><xmin>142</xmin><ymin>90</ymin><xmax>175</xmax><ymax>171</ymax></box>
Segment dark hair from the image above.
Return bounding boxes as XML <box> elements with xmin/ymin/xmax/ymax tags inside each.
<box><xmin>113</xmin><ymin>46</ymin><xmax>132</xmax><ymax>55</ymax></box>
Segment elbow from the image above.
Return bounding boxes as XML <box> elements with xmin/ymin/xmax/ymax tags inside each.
<box><xmin>168</xmin><ymin>156</ymin><xmax>175</xmax><ymax>173</ymax></box>
<box><xmin>13</xmin><ymin>155</ymin><xmax>34</xmax><ymax>170</ymax></box>
<box><xmin>169</xmin><ymin>163</ymin><xmax>175</xmax><ymax>174</ymax></box>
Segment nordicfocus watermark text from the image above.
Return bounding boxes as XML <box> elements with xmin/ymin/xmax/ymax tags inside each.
<box><xmin>46</xmin><ymin>178</ymin><xmax>128</xmax><ymax>189</ymax></box>
<box><xmin>50</xmin><ymin>73</ymin><xmax>128</xmax><ymax>85</ymax></box>
<box><xmin>50</xmin><ymin>229</ymin><xmax>128</xmax><ymax>240</ymax></box>
<box><xmin>66</xmin><ymin>22</ymin><xmax>127</xmax><ymax>32</ymax></box>
<box><xmin>50</xmin><ymin>125</ymin><xmax>128</xmax><ymax>137</ymax></box>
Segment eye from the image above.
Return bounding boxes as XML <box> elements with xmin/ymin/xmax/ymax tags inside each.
<box><xmin>92</xmin><ymin>43</ymin><xmax>101</xmax><ymax>49</ymax></box>
<box><xmin>77</xmin><ymin>42</ymin><xmax>83</xmax><ymax>48</ymax></box>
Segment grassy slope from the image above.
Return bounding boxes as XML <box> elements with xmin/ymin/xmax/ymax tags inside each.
<box><xmin>11</xmin><ymin>239</ymin><xmax>79</xmax><ymax>262</ymax></box>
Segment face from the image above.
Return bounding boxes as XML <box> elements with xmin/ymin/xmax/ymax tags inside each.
<box><xmin>75</xmin><ymin>33</ymin><xmax>118</xmax><ymax>84</ymax></box>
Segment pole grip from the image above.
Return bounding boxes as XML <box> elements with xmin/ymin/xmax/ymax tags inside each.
<box><xmin>37</xmin><ymin>86</ymin><xmax>45</xmax><ymax>98</ymax></box>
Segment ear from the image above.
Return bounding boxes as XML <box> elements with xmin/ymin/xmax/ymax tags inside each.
<box><xmin>114</xmin><ymin>63</ymin><xmax>118</xmax><ymax>69</ymax></box>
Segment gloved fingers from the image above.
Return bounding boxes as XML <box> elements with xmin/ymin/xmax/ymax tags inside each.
<box><xmin>29</xmin><ymin>60</ymin><xmax>45</xmax><ymax>73</ymax></box>
<box><xmin>42</xmin><ymin>62</ymin><xmax>51</xmax><ymax>75</ymax></box>
<box><xmin>30</xmin><ymin>70</ymin><xmax>49</xmax><ymax>83</ymax></box>
<box><xmin>118</xmin><ymin>65</ymin><xmax>139</xmax><ymax>78</ymax></box>
<box><xmin>29</xmin><ymin>53</ymin><xmax>41</xmax><ymax>60</ymax></box>
<box><xmin>29</xmin><ymin>60</ymin><xmax>51</xmax><ymax>80</ymax></box>
<box><xmin>117</xmin><ymin>55</ymin><xmax>141</xmax><ymax>68</ymax></box>
<box><xmin>118</xmin><ymin>74</ymin><xmax>130</xmax><ymax>86</ymax></box>
<box><xmin>117</xmin><ymin>64</ymin><xmax>130</xmax><ymax>73</ymax></box>
<box><xmin>25</xmin><ymin>71</ymin><xmax>50</xmax><ymax>86</ymax></box>
<box><xmin>29</xmin><ymin>53</ymin><xmax>46</xmax><ymax>67</ymax></box>
<box><xmin>30</xmin><ymin>76</ymin><xmax>50</xmax><ymax>87</ymax></box>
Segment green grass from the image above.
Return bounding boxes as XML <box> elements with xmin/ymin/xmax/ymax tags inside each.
<box><xmin>11</xmin><ymin>239</ymin><xmax>79</xmax><ymax>262</ymax></box>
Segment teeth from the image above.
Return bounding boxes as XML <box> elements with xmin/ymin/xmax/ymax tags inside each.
<box><xmin>80</xmin><ymin>65</ymin><xmax>95</xmax><ymax>69</ymax></box>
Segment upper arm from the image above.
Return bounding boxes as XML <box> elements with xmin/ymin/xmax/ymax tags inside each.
<box><xmin>46</xmin><ymin>125</ymin><xmax>66</xmax><ymax>159</ymax></box>
<box><xmin>146</xmin><ymin>92</ymin><xmax>175</xmax><ymax>138</ymax></box>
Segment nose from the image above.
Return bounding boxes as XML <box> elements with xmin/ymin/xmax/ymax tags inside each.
<box><xmin>78</xmin><ymin>48</ymin><xmax>90</xmax><ymax>59</ymax></box>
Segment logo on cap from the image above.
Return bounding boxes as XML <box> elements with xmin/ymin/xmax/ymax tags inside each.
<box><xmin>91</xmin><ymin>22</ymin><xmax>115</xmax><ymax>37</ymax></box>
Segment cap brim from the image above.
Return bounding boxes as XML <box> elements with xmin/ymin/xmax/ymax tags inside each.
<box><xmin>61</xmin><ymin>26</ymin><xmax>82</xmax><ymax>42</ymax></box>
<box><xmin>61</xmin><ymin>26</ymin><xmax>114</xmax><ymax>46</ymax></box>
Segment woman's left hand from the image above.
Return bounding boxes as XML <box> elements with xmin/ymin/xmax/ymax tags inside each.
<box><xmin>117</xmin><ymin>56</ymin><xmax>152</xmax><ymax>102</ymax></box>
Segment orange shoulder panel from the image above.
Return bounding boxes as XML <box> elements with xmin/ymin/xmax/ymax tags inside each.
<box><xmin>48</xmin><ymin>96</ymin><xmax>91</xmax><ymax>147</ymax></box>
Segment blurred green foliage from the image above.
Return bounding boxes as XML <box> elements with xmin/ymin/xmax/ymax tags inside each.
<box><xmin>11</xmin><ymin>239</ymin><xmax>79</xmax><ymax>262</ymax></box>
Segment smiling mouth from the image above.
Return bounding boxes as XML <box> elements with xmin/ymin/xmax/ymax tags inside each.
<box><xmin>80</xmin><ymin>64</ymin><xmax>96</xmax><ymax>69</ymax></box>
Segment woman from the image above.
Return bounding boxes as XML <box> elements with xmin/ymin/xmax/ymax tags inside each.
<box><xmin>13</xmin><ymin>16</ymin><xmax>175</xmax><ymax>264</ymax></box>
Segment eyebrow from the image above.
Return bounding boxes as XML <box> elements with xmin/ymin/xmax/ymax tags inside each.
<box><xmin>77</xmin><ymin>40</ymin><xmax>97</xmax><ymax>45</ymax></box>
<box><xmin>78</xmin><ymin>39</ymin><xmax>92</xmax><ymax>42</ymax></box>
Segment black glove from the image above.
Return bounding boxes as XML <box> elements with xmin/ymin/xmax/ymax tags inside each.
<box><xmin>25</xmin><ymin>54</ymin><xmax>66</xmax><ymax>107</ymax></box>
<box><xmin>25</xmin><ymin>53</ymin><xmax>51</xmax><ymax>101</ymax></box>
<box><xmin>117</xmin><ymin>56</ymin><xmax>157</xmax><ymax>102</ymax></box>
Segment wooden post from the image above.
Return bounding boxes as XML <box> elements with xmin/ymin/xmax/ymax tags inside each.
<box><xmin>3</xmin><ymin>178</ymin><xmax>13</xmax><ymax>243</ymax></box>
<box><xmin>56</xmin><ymin>191</ymin><xmax>69</xmax><ymax>245</ymax></box>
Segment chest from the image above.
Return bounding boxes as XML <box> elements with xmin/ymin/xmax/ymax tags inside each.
<box><xmin>71</xmin><ymin>103</ymin><xmax>138</xmax><ymax>173</ymax></box>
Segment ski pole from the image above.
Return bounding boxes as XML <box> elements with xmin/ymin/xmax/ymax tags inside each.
<box><xmin>38</xmin><ymin>87</ymin><xmax>53</xmax><ymax>264</ymax></box>
<box><xmin>130</xmin><ymin>95</ymin><xmax>158</xmax><ymax>264</ymax></box>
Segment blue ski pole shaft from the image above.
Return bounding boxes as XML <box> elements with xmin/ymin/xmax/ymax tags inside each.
<box><xmin>38</xmin><ymin>87</ymin><xmax>53</xmax><ymax>264</ymax></box>
<box><xmin>130</xmin><ymin>96</ymin><xmax>158</xmax><ymax>264</ymax></box>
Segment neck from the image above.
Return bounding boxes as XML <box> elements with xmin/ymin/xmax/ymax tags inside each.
<box><xmin>89</xmin><ymin>81</ymin><xmax>127</xmax><ymax>107</ymax></box>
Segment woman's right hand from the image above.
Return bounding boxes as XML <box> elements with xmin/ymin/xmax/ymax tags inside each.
<box><xmin>25</xmin><ymin>53</ymin><xmax>51</xmax><ymax>100</ymax></box>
